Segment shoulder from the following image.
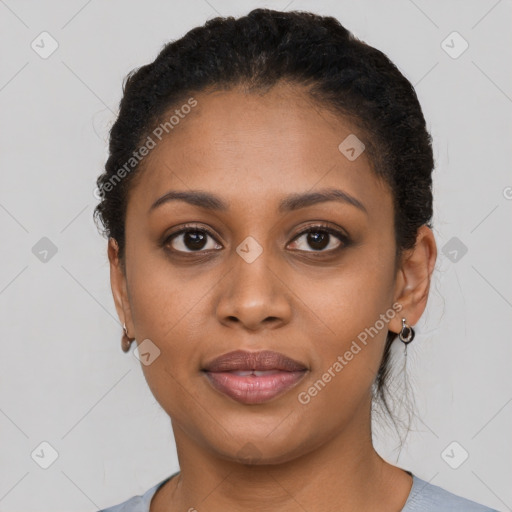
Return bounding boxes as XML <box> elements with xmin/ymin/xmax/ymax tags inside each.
<box><xmin>98</xmin><ymin>474</ymin><xmax>175</xmax><ymax>512</ymax></box>
<box><xmin>402</xmin><ymin>475</ymin><xmax>499</xmax><ymax>512</ymax></box>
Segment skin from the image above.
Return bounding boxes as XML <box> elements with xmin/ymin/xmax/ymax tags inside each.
<box><xmin>108</xmin><ymin>82</ymin><xmax>437</xmax><ymax>511</ymax></box>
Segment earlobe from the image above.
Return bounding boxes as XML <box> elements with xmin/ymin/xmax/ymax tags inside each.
<box><xmin>108</xmin><ymin>238</ymin><xmax>134</xmax><ymax>338</ymax></box>
<box><xmin>389</xmin><ymin>225</ymin><xmax>437</xmax><ymax>334</ymax></box>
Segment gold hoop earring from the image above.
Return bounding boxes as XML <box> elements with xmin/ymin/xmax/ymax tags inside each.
<box><xmin>121</xmin><ymin>323</ymin><xmax>133</xmax><ymax>352</ymax></box>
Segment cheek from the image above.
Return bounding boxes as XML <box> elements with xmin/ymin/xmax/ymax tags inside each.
<box><xmin>125</xmin><ymin>259</ymin><xmax>207</xmax><ymax>420</ymax></box>
<box><xmin>126</xmin><ymin>243</ymin><xmax>206</xmax><ymax>338</ymax></box>
<box><xmin>125</xmin><ymin>248</ymin><xmax>216</xmax><ymax>386</ymax></box>
<box><xmin>303</xmin><ymin>245</ymin><xmax>395</xmax><ymax>332</ymax></box>
<box><xmin>292</xmin><ymin>282</ymin><xmax>395</xmax><ymax>430</ymax></box>
<box><xmin>296</xmin><ymin>248</ymin><xmax>396</xmax><ymax>387</ymax></box>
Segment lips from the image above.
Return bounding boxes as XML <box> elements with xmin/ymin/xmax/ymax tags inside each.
<box><xmin>202</xmin><ymin>350</ymin><xmax>308</xmax><ymax>404</ymax></box>
<box><xmin>203</xmin><ymin>350</ymin><xmax>307</xmax><ymax>372</ymax></box>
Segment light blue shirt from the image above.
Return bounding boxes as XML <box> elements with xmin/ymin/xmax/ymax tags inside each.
<box><xmin>99</xmin><ymin>471</ymin><xmax>499</xmax><ymax>511</ymax></box>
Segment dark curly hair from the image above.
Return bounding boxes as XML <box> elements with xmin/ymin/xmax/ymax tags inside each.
<box><xmin>94</xmin><ymin>8</ymin><xmax>434</xmax><ymax>437</ymax></box>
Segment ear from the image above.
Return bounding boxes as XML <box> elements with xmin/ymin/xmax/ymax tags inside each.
<box><xmin>108</xmin><ymin>238</ymin><xmax>134</xmax><ymax>337</ymax></box>
<box><xmin>388</xmin><ymin>225</ymin><xmax>437</xmax><ymax>334</ymax></box>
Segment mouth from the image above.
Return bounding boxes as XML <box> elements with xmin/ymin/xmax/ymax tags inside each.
<box><xmin>202</xmin><ymin>350</ymin><xmax>308</xmax><ymax>405</ymax></box>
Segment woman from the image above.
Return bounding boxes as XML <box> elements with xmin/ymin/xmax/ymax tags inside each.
<box><xmin>95</xmin><ymin>8</ymin><xmax>498</xmax><ymax>512</ymax></box>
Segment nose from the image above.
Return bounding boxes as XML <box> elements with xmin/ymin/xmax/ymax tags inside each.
<box><xmin>215</xmin><ymin>249</ymin><xmax>292</xmax><ymax>332</ymax></box>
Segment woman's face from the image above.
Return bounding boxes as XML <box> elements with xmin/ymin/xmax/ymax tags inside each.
<box><xmin>113</xmin><ymin>83</ymin><xmax>407</xmax><ymax>464</ymax></box>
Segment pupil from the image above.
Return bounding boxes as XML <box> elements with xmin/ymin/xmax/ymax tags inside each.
<box><xmin>185</xmin><ymin>231</ymin><xmax>207</xmax><ymax>250</ymax></box>
<box><xmin>308</xmin><ymin>231</ymin><xmax>329</xmax><ymax>250</ymax></box>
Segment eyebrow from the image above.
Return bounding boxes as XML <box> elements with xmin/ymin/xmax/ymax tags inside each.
<box><xmin>149</xmin><ymin>188</ymin><xmax>368</xmax><ymax>215</ymax></box>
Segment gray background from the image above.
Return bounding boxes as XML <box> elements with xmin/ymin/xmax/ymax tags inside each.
<box><xmin>0</xmin><ymin>0</ymin><xmax>511</xmax><ymax>510</ymax></box>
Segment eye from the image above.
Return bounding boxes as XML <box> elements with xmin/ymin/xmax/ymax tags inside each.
<box><xmin>164</xmin><ymin>225</ymin><xmax>222</xmax><ymax>253</ymax></box>
<box><xmin>288</xmin><ymin>224</ymin><xmax>349</xmax><ymax>253</ymax></box>
<box><xmin>162</xmin><ymin>223</ymin><xmax>350</xmax><ymax>255</ymax></box>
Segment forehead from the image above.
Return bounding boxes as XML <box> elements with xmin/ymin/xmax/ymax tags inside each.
<box><xmin>129</xmin><ymin>83</ymin><xmax>392</xmax><ymax>216</ymax></box>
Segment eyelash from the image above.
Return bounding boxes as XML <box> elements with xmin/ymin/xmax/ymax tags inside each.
<box><xmin>162</xmin><ymin>222</ymin><xmax>351</xmax><ymax>256</ymax></box>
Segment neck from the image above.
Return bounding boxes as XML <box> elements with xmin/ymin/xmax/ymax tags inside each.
<box><xmin>152</xmin><ymin>406</ymin><xmax>412</xmax><ymax>512</ymax></box>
